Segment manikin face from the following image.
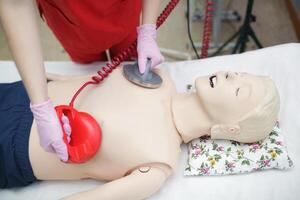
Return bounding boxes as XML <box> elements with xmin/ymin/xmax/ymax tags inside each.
<box><xmin>195</xmin><ymin>71</ymin><xmax>267</xmax><ymax>124</ymax></box>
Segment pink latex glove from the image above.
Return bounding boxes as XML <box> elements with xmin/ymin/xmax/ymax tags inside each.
<box><xmin>30</xmin><ymin>98</ymin><xmax>68</xmax><ymax>162</ymax></box>
<box><xmin>137</xmin><ymin>23</ymin><xmax>164</xmax><ymax>74</ymax></box>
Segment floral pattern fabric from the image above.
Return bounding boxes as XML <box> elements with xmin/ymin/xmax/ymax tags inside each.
<box><xmin>184</xmin><ymin>125</ymin><xmax>293</xmax><ymax>176</ymax></box>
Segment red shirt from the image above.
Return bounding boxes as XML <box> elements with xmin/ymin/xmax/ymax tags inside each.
<box><xmin>37</xmin><ymin>0</ymin><xmax>141</xmax><ymax>54</ymax></box>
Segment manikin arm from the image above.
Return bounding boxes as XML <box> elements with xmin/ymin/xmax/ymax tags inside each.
<box><xmin>61</xmin><ymin>166</ymin><xmax>168</xmax><ymax>200</ymax></box>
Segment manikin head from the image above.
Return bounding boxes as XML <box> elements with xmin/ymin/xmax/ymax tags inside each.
<box><xmin>196</xmin><ymin>71</ymin><xmax>280</xmax><ymax>143</ymax></box>
<box><xmin>172</xmin><ymin>71</ymin><xmax>280</xmax><ymax>143</ymax></box>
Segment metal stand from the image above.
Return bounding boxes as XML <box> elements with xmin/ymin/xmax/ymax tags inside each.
<box><xmin>211</xmin><ymin>0</ymin><xmax>263</xmax><ymax>56</ymax></box>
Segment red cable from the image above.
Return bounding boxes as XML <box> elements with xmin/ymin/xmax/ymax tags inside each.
<box><xmin>200</xmin><ymin>0</ymin><xmax>214</xmax><ymax>58</ymax></box>
<box><xmin>69</xmin><ymin>0</ymin><xmax>180</xmax><ymax>107</ymax></box>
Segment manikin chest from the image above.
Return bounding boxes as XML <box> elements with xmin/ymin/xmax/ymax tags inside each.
<box><xmin>48</xmin><ymin>68</ymin><xmax>182</xmax><ymax>179</ymax></box>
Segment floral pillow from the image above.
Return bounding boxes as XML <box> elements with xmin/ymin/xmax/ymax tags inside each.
<box><xmin>184</xmin><ymin>124</ymin><xmax>293</xmax><ymax>176</ymax></box>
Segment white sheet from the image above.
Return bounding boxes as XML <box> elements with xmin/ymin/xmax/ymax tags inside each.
<box><xmin>0</xmin><ymin>43</ymin><xmax>299</xmax><ymax>200</ymax></box>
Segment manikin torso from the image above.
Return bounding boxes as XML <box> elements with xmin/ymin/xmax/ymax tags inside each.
<box><xmin>28</xmin><ymin>67</ymin><xmax>182</xmax><ymax>182</ymax></box>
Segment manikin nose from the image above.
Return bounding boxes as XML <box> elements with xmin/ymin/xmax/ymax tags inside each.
<box><xmin>227</xmin><ymin>71</ymin><xmax>240</xmax><ymax>79</ymax></box>
<box><xmin>216</xmin><ymin>71</ymin><xmax>233</xmax><ymax>81</ymax></box>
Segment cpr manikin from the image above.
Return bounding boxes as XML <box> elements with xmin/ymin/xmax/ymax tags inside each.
<box><xmin>28</xmin><ymin>67</ymin><xmax>280</xmax><ymax>200</ymax></box>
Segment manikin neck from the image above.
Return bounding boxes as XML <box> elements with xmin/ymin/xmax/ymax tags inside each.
<box><xmin>171</xmin><ymin>92</ymin><xmax>212</xmax><ymax>143</ymax></box>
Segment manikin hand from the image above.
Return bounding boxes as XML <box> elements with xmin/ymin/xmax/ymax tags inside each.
<box><xmin>137</xmin><ymin>23</ymin><xmax>164</xmax><ymax>74</ymax></box>
<box><xmin>30</xmin><ymin>98</ymin><xmax>68</xmax><ymax>162</ymax></box>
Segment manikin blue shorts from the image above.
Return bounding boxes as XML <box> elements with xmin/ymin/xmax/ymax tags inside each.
<box><xmin>0</xmin><ymin>81</ymin><xmax>37</xmax><ymax>188</ymax></box>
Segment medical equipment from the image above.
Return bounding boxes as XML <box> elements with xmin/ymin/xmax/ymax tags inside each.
<box><xmin>55</xmin><ymin>0</ymin><xmax>213</xmax><ymax>163</ymax></box>
<box><xmin>123</xmin><ymin>59</ymin><xmax>163</xmax><ymax>89</ymax></box>
<box><xmin>211</xmin><ymin>0</ymin><xmax>262</xmax><ymax>56</ymax></box>
<box><xmin>55</xmin><ymin>105</ymin><xmax>101</xmax><ymax>163</ymax></box>
<box><xmin>54</xmin><ymin>0</ymin><xmax>181</xmax><ymax>163</ymax></box>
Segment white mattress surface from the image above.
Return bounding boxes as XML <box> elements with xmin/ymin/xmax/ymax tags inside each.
<box><xmin>0</xmin><ymin>43</ymin><xmax>300</xmax><ymax>200</ymax></box>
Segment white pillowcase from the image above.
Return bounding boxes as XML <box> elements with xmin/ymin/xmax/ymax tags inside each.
<box><xmin>184</xmin><ymin>124</ymin><xmax>293</xmax><ymax>176</ymax></box>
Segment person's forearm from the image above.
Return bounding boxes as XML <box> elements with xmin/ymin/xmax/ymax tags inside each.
<box><xmin>141</xmin><ymin>0</ymin><xmax>160</xmax><ymax>24</ymax></box>
<box><xmin>0</xmin><ymin>0</ymin><xmax>47</xmax><ymax>104</ymax></box>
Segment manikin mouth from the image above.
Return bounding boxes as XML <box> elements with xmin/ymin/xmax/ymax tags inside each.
<box><xmin>209</xmin><ymin>75</ymin><xmax>217</xmax><ymax>88</ymax></box>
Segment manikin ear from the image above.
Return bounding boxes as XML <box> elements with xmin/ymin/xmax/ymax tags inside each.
<box><xmin>210</xmin><ymin>124</ymin><xmax>241</xmax><ymax>136</ymax></box>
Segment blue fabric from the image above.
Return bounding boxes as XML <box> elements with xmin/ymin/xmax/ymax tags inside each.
<box><xmin>0</xmin><ymin>81</ymin><xmax>37</xmax><ymax>188</ymax></box>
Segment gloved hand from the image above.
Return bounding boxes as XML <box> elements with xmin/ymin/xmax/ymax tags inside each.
<box><xmin>137</xmin><ymin>23</ymin><xmax>164</xmax><ymax>74</ymax></box>
<box><xmin>30</xmin><ymin>98</ymin><xmax>68</xmax><ymax>162</ymax></box>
